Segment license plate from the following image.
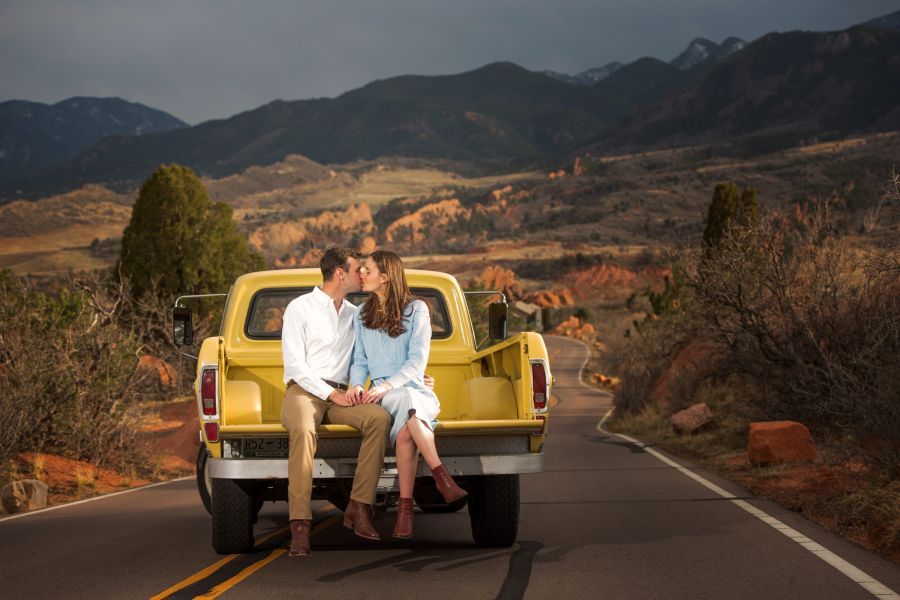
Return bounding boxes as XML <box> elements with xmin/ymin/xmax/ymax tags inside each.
<box><xmin>242</xmin><ymin>437</ymin><xmax>289</xmax><ymax>458</ymax></box>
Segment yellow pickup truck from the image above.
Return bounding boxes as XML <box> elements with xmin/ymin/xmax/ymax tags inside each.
<box><xmin>173</xmin><ymin>268</ymin><xmax>551</xmax><ymax>554</ymax></box>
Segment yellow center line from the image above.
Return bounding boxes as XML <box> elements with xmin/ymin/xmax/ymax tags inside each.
<box><xmin>191</xmin><ymin>514</ymin><xmax>343</xmax><ymax>600</ymax></box>
<box><xmin>192</xmin><ymin>549</ymin><xmax>287</xmax><ymax>599</ymax></box>
<box><xmin>253</xmin><ymin>524</ymin><xmax>290</xmax><ymax>547</ymax></box>
<box><xmin>149</xmin><ymin>554</ymin><xmax>239</xmax><ymax>600</ymax></box>
<box><xmin>151</xmin><ymin>503</ymin><xmax>340</xmax><ymax>599</ymax></box>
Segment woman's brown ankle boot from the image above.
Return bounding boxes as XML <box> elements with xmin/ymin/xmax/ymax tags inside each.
<box><xmin>431</xmin><ymin>463</ymin><xmax>467</xmax><ymax>503</ymax></box>
<box><xmin>393</xmin><ymin>497</ymin><xmax>414</xmax><ymax>539</ymax></box>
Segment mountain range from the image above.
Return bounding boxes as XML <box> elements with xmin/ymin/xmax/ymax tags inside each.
<box><xmin>2</xmin><ymin>10</ymin><xmax>899</xmax><ymax>201</ymax></box>
<box><xmin>0</xmin><ymin>97</ymin><xmax>186</xmax><ymax>185</ymax></box>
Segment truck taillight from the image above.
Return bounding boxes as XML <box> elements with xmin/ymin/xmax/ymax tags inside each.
<box><xmin>200</xmin><ymin>367</ymin><xmax>218</xmax><ymax>416</ymax></box>
<box><xmin>531</xmin><ymin>360</ymin><xmax>549</xmax><ymax>413</ymax></box>
<box><xmin>204</xmin><ymin>422</ymin><xmax>220</xmax><ymax>442</ymax></box>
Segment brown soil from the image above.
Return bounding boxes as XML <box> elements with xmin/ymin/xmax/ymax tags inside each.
<box><xmin>4</xmin><ymin>398</ymin><xmax>199</xmax><ymax>512</ymax></box>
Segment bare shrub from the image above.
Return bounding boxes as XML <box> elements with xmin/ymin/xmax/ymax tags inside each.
<box><xmin>0</xmin><ymin>270</ymin><xmax>147</xmax><ymax>473</ymax></box>
<box><xmin>675</xmin><ymin>200</ymin><xmax>900</xmax><ymax>473</ymax></box>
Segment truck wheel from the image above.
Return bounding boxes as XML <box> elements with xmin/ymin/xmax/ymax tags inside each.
<box><xmin>196</xmin><ymin>445</ymin><xmax>212</xmax><ymax>515</ymax></box>
<box><xmin>468</xmin><ymin>474</ymin><xmax>519</xmax><ymax>547</ymax></box>
<box><xmin>211</xmin><ymin>478</ymin><xmax>255</xmax><ymax>554</ymax></box>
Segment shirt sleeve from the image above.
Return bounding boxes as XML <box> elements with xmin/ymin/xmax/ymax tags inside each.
<box><xmin>385</xmin><ymin>300</ymin><xmax>431</xmax><ymax>390</ymax></box>
<box><xmin>349</xmin><ymin>309</ymin><xmax>369</xmax><ymax>387</ymax></box>
<box><xmin>282</xmin><ymin>300</ymin><xmax>334</xmax><ymax>401</ymax></box>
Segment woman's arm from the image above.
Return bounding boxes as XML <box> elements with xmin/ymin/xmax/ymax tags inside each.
<box><xmin>385</xmin><ymin>301</ymin><xmax>431</xmax><ymax>390</ymax></box>
<box><xmin>348</xmin><ymin>309</ymin><xmax>370</xmax><ymax>390</ymax></box>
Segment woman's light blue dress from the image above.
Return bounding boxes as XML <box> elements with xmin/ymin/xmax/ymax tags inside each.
<box><xmin>350</xmin><ymin>299</ymin><xmax>440</xmax><ymax>446</ymax></box>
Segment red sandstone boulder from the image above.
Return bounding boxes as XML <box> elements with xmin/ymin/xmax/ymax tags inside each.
<box><xmin>748</xmin><ymin>421</ymin><xmax>817</xmax><ymax>466</ymax></box>
<box><xmin>671</xmin><ymin>403</ymin><xmax>715</xmax><ymax>435</ymax></box>
<box><xmin>138</xmin><ymin>355</ymin><xmax>177</xmax><ymax>387</ymax></box>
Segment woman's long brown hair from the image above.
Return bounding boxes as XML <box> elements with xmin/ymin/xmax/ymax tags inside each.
<box><xmin>361</xmin><ymin>250</ymin><xmax>414</xmax><ymax>338</ymax></box>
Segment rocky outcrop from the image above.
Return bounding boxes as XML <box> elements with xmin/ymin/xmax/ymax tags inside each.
<box><xmin>671</xmin><ymin>402</ymin><xmax>715</xmax><ymax>435</ymax></box>
<box><xmin>527</xmin><ymin>289</ymin><xmax>575</xmax><ymax>308</ymax></box>
<box><xmin>558</xmin><ymin>263</ymin><xmax>673</xmax><ymax>305</ymax></box>
<box><xmin>572</xmin><ymin>157</ymin><xmax>584</xmax><ymax>177</ymax></box>
<box><xmin>647</xmin><ymin>338</ymin><xmax>723</xmax><ymax>407</ymax></box>
<box><xmin>137</xmin><ymin>355</ymin><xmax>177</xmax><ymax>388</ymax></box>
<box><xmin>385</xmin><ymin>198</ymin><xmax>468</xmax><ymax>243</ymax></box>
<box><xmin>248</xmin><ymin>203</ymin><xmax>373</xmax><ymax>258</ymax></box>
<box><xmin>1</xmin><ymin>479</ymin><xmax>49</xmax><ymax>513</ymax></box>
<box><xmin>748</xmin><ymin>421</ymin><xmax>818</xmax><ymax>466</ymax></box>
<box><xmin>552</xmin><ymin>316</ymin><xmax>595</xmax><ymax>338</ymax></box>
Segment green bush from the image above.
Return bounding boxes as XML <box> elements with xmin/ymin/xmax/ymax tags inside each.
<box><xmin>119</xmin><ymin>164</ymin><xmax>264</xmax><ymax>302</ymax></box>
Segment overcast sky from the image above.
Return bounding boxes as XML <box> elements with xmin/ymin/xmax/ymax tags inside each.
<box><xmin>1</xmin><ymin>0</ymin><xmax>896</xmax><ymax>124</ymax></box>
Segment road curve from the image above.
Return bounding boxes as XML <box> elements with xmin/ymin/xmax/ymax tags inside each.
<box><xmin>1</xmin><ymin>335</ymin><xmax>898</xmax><ymax>599</ymax></box>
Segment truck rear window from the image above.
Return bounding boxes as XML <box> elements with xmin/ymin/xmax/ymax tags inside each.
<box><xmin>245</xmin><ymin>287</ymin><xmax>452</xmax><ymax>340</ymax></box>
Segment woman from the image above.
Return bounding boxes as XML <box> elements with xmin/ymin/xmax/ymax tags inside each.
<box><xmin>348</xmin><ymin>250</ymin><xmax>467</xmax><ymax>539</ymax></box>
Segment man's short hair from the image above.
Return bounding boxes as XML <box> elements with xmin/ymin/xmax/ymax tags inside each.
<box><xmin>320</xmin><ymin>247</ymin><xmax>362</xmax><ymax>281</ymax></box>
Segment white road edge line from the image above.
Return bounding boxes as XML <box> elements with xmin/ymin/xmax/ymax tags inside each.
<box><xmin>555</xmin><ymin>335</ymin><xmax>899</xmax><ymax>600</ymax></box>
<box><xmin>0</xmin><ymin>476</ymin><xmax>193</xmax><ymax>523</ymax></box>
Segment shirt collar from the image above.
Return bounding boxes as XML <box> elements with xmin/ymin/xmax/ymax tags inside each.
<box><xmin>312</xmin><ymin>286</ymin><xmax>350</xmax><ymax>310</ymax></box>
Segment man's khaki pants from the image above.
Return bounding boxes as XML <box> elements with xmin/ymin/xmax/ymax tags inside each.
<box><xmin>281</xmin><ymin>384</ymin><xmax>390</xmax><ymax>521</ymax></box>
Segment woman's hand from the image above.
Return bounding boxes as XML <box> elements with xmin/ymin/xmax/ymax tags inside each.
<box><xmin>362</xmin><ymin>383</ymin><xmax>391</xmax><ymax>404</ymax></box>
<box><xmin>347</xmin><ymin>385</ymin><xmax>366</xmax><ymax>405</ymax></box>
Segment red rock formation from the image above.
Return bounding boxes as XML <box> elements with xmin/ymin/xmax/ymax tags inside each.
<box><xmin>527</xmin><ymin>288</ymin><xmax>575</xmax><ymax>308</ymax></box>
<box><xmin>480</xmin><ymin>265</ymin><xmax>522</xmax><ymax>300</ymax></box>
<box><xmin>551</xmin><ymin>316</ymin><xmax>595</xmax><ymax>338</ymax></box>
<box><xmin>248</xmin><ymin>203</ymin><xmax>373</xmax><ymax>257</ymax></box>
<box><xmin>385</xmin><ymin>198</ymin><xmax>469</xmax><ymax>243</ymax></box>
<box><xmin>748</xmin><ymin>421</ymin><xmax>818</xmax><ymax>466</ymax></box>
<box><xmin>647</xmin><ymin>339</ymin><xmax>722</xmax><ymax>407</ymax></box>
<box><xmin>671</xmin><ymin>403</ymin><xmax>715</xmax><ymax>435</ymax></box>
<box><xmin>358</xmin><ymin>236</ymin><xmax>377</xmax><ymax>254</ymax></box>
<box><xmin>573</xmin><ymin>157</ymin><xmax>584</xmax><ymax>177</ymax></box>
<box><xmin>138</xmin><ymin>355</ymin><xmax>177</xmax><ymax>387</ymax></box>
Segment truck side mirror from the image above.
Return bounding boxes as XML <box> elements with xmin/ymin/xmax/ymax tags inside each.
<box><xmin>488</xmin><ymin>301</ymin><xmax>508</xmax><ymax>341</ymax></box>
<box><xmin>173</xmin><ymin>306</ymin><xmax>193</xmax><ymax>347</ymax></box>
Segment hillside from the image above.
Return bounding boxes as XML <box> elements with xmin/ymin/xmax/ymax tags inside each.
<box><xmin>0</xmin><ymin>97</ymin><xmax>186</xmax><ymax>185</ymax></box>
<box><xmin>4</xmin><ymin>24</ymin><xmax>900</xmax><ymax>202</ymax></box>
<box><xmin>2</xmin><ymin>63</ymin><xmax>630</xmax><ymax>201</ymax></box>
<box><xmin>615</xmin><ymin>26</ymin><xmax>900</xmax><ymax>147</ymax></box>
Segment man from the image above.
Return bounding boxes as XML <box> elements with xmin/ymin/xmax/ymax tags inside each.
<box><xmin>280</xmin><ymin>247</ymin><xmax>389</xmax><ymax>557</ymax></box>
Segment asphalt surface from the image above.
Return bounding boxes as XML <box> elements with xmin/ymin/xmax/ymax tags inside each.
<box><xmin>1</xmin><ymin>335</ymin><xmax>899</xmax><ymax>599</ymax></box>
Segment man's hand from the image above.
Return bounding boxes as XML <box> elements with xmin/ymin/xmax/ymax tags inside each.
<box><xmin>328</xmin><ymin>389</ymin><xmax>352</xmax><ymax>406</ymax></box>
<box><xmin>423</xmin><ymin>374</ymin><xmax>435</xmax><ymax>390</ymax></box>
<box><xmin>347</xmin><ymin>385</ymin><xmax>366</xmax><ymax>405</ymax></box>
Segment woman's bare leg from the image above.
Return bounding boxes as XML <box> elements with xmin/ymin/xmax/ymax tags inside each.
<box><xmin>395</xmin><ymin>425</ymin><xmax>418</xmax><ymax>498</ymax></box>
<box><xmin>405</xmin><ymin>416</ymin><xmax>441</xmax><ymax>469</ymax></box>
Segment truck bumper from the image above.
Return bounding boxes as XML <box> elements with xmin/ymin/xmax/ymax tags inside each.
<box><xmin>208</xmin><ymin>453</ymin><xmax>544</xmax><ymax>480</ymax></box>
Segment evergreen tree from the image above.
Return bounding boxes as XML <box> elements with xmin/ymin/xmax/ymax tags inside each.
<box><xmin>119</xmin><ymin>164</ymin><xmax>264</xmax><ymax>300</ymax></box>
<box><xmin>702</xmin><ymin>182</ymin><xmax>760</xmax><ymax>248</ymax></box>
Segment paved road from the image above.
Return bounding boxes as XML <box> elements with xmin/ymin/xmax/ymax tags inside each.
<box><xmin>2</xmin><ymin>335</ymin><xmax>899</xmax><ymax>599</ymax></box>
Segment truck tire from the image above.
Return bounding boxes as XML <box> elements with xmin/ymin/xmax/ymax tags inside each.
<box><xmin>211</xmin><ymin>478</ymin><xmax>255</xmax><ymax>554</ymax></box>
<box><xmin>196</xmin><ymin>445</ymin><xmax>212</xmax><ymax>515</ymax></box>
<box><xmin>468</xmin><ymin>474</ymin><xmax>519</xmax><ymax>547</ymax></box>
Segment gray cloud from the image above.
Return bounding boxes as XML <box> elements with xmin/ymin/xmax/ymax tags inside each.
<box><xmin>0</xmin><ymin>0</ymin><xmax>895</xmax><ymax>124</ymax></box>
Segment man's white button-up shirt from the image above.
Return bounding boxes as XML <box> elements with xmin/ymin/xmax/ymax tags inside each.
<box><xmin>282</xmin><ymin>286</ymin><xmax>358</xmax><ymax>401</ymax></box>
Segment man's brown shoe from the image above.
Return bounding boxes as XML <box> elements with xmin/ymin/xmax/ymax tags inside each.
<box><xmin>393</xmin><ymin>497</ymin><xmax>414</xmax><ymax>539</ymax></box>
<box><xmin>432</xmin><ymin>463</ymin><xmax>467</xmax><ymax>503</ymax></box>
<box><xmin>343</xmin><ymin>499</ymin><xmax>381</xmax><ymax>540</ymax></box>
<box><xmin>289</xmin><ymin>519</ymin><xmax>311</xmax><ymax>557</ymax></box>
